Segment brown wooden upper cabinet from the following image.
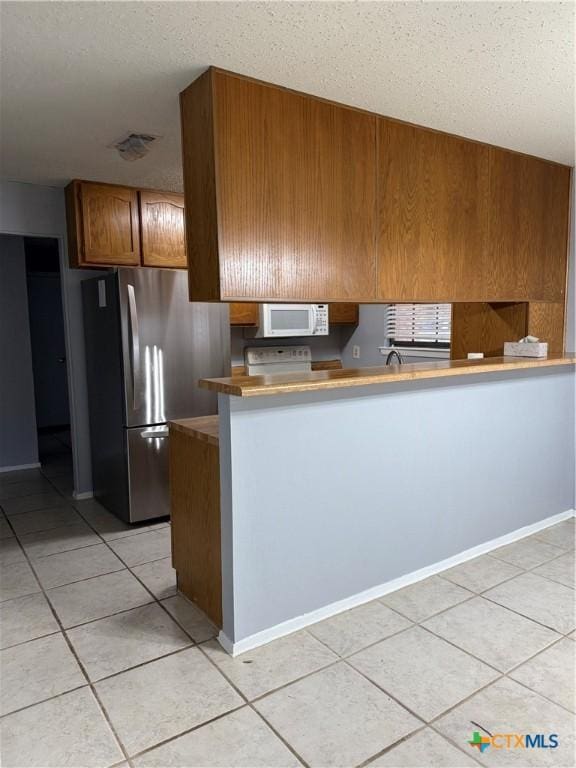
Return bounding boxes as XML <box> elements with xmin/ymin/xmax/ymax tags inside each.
<box><xmin>377</xmin><ymin>120</ymin><xmax>489</xmax><ymax>302</ymax></box>
<box><xmin>67</xmin><ymin>181</ymin><xmax>141</xmax><ymax>267</ymax></box>
<box><xmin>180</xmin><ymin>68</ymin><xmax>377</xmax><ymax>302</ymax></box>
<box><xmin>229</xmin><ymin>302</ymin><xmax>259</xmax><ymax>326</ymax></box>
<box><xmin>377</xmin><ymin>132</ymin><xmax>570</xmax><ymax>302</ymax></box>
<box><xmin>329</xmin><ymin>303</ymin><xmax>359</xmax><ymax>325</ymax></box>
<box><xmin>66</xmin><ymin>180</ymin><xmax>187</xmax><ymax>269</ymax></box>
<box><xmin>487</xmin><ymin>148</ymin><xmax>571</xmax><ymax>302</ymax></box>
<box><xmin>139</xmin><ymin>190</ymin><xmax>187</xmax><ymax>268</ymax></box>
<box><xmin>180</xmin><ymin>68</ymin><xmax>571</xmax><ymax>305</ymax></box>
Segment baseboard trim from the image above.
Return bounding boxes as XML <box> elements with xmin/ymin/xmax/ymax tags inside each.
<box><xmin>72</xmin><ymin>490</ymin><xmax>94</xmax><ymax>501</ymax></box>
<box><xmin>0</xmin><ymin>462</ymin><xmax>41</xmax><ymax>474</ymax></box>
<box><xmin>219</xmin><ymin>508</ymin><xmax>575</xmax><ymax>656</ymax></box>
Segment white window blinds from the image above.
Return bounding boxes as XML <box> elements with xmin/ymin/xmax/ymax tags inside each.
<box><xmin>385</xmin><ymin>304</ymin><xmax>451</xmax><ymax>347</ymax></box>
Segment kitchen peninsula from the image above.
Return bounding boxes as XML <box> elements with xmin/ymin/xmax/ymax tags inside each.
<box><xmin>170</xmin><ymin>355</ymin><xmax>575</xmax><ymax>655</ymax></box>
<box><xmin>171</xmin><ymin>67</ymin><xmax>575</xmax><ymax>657</ymax></box>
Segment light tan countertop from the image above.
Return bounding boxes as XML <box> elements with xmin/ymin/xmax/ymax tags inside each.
<box><xmin>169</xmin><ymin>416</ymin><xmax>219</xmax><ymax>445</ymax></box>
<box><xmin>199</xmin><ymin>356</ymin><xmax>576</xmax><ymax>398</ymax></box>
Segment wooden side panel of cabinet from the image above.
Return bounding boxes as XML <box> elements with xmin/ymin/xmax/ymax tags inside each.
<box><xmin>170</xmin><ymin>428</ymin><xmax>222</xmax><ymax>627</ymax></box>
<box><xmin>451</xmin><ymin>302</ymin><xmax>528</xmax><ymax>359</ymax></box>
<box><xmin>229</xmin><ymin>302</ymin><xmax>259</xmax><ymax>326</ymax></box>
<box><xmin>487</xmin><ymin>149</ymin><xmax>571</xmax><ymax>301</ymax></box>
<box><xmin>73</xmin><ymin>182</ymin><xmax>141</xmax><ymax>266</ymax></box>
<box><xmin>526</xmin><ymin>302</ymin><xmax>565</xmax><ymax>355</ymax></box>
<box><xmin>139</xmin><ymin>191</ymin><xmax>187</xmax><ymax>268</ymax></box>
<box><xmin>377</xmin><ymin>120</ymin><xmax>489</xmax><ymax>302</ymax></box>
<box><xmin>329</xmin><ymin>303</ymin><xmax>359</xmax><ymax>325</ymax></box>
<box><xmin>180</xmin><ymin>70</ymin><xmax>222</xmax><ymax>299</ymax></box>
<box><xmin>204</xmin><ymin>69</ymin><xmax>377</xmax><ymax>301</ymax></box>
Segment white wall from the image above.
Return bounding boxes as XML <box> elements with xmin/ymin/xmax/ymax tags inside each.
<box><xmin>0</xmin><ymin>236</ymin><xmax>39</xmax><ymax>470</ymax></box>
<box><xmin>0</xmin><ymin>181</ymin><xmax>107</xmax><ymax>494</ymax></box>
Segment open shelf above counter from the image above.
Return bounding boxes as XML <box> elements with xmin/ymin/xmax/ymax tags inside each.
<box><xmin>199</xmin><ymin>355</ymin><xmax>576</xmax><ymax>398</ymax></box>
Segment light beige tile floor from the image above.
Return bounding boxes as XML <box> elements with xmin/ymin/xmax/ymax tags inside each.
<box><xmin>95</xmin><ymin>647</ymin><xmax>243</xmax><ymax>755</ymax></box>
<box><xmin>491</xmin><ymin>535</ymin><xmax>567</xmax><ymax>570</ymax></box>
<box><xmin>440</xmin><ymin>553</ymin><xmax>523</xmax><ymax>593</ymax></box>
<box><xmin>434</xmin><ymin>677</ymin><xmax>575</xmax><ymax>766</ymax></box>
<box><xmin>349</xmin><ymin>625</ymin><xmax>500</xmax><ymax>721</ymax></box>
<box><xmin>508</xmin><ymin>636</ymin><xmax>575</xmax><ymax>712</ymax></box>
<box><xmin>0</xmin><ymin>466</ymin><xmax>574</xmax><ymax>768</ymax></box>
<box><xmin>132</xmin><ymin>556</ymin><xmax>178</xmax><ymax>599</ymax></box>
<box><xmin>422</xmin><ymin>596</ymin><xmax>560</xmax><ymax>672</ymax></box>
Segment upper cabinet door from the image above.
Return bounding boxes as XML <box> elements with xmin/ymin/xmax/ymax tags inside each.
<box><xmin>487</xmin><ymin>148</ymin><xmax>571</xmax><ymax>302</ymax></box>
<box><xmin>377</xmin><ymin>119</ymin><xmax>489</xmax><ymax>302</ymax></box>
<box><xmin>79</xmin><ymin>182</ymin><xmax>141</xmax><ymax>266</ymax></box>
<box><xmin>181</xmin><ymin>69</ymin><xmax>377</xmax><ymax>302</ymax></box>
<box><xmin>229</xmin><ymin>302</ymin><xmax>259</xmax><ymax>326</ymax></box>
<box><xmin>329</xmin><ymin>303</ymin><xmax>359</xmax><ymax>325</ymax></box>
<box><xmin>139</xmin><ymin>191</ymin><xmax>187</xmax><ymax>268</ymax></box>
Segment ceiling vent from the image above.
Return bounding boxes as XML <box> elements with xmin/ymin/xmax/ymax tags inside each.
<box><xmin>111</xmin><ymin>133</ymin><xmax>161</xmax><ymax>162</ymax></box>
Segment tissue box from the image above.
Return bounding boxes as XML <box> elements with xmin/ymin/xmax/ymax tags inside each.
<box><xmin>504</xmin><ymin>342</ymin><xmax>548</xmax><ymax>358</ymax></box>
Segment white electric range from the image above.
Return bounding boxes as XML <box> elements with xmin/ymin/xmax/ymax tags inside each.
<box><xmin>244</xmin><ymin>346</ymin><xmax>312</xmax><ymax>375</ymax></box>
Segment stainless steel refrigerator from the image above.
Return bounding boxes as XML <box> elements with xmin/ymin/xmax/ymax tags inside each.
<box><xmin>82</xmin><ymin>267</ymin><xmax>230</xmax><ymax>523</ymax></box>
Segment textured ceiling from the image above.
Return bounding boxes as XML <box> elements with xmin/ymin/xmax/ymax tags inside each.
<box><xmin>1</xmin><ymin>1</ymin><xmax>574</xmax><ymax>192</ymax></box>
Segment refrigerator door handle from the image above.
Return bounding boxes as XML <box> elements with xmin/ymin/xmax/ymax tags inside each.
<box><xmin>140</xmin><ymin>427</ymin><xmax>169</xmax><ymax>438</ymax></box>
<box><xmin>127</xmin><ymin>284</ymin><xmax>141</xmax><ymax>411</ymax></box>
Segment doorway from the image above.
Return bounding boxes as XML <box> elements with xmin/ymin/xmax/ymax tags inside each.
<box><xmin>0</xmin><ymin>233</ymin><xmax>73</xmax><ymax>488</ymax></box>
<box><xmin>24</xmin><ymin>237</ymin><xmax>73</xmax><ymax>486</ymax></box>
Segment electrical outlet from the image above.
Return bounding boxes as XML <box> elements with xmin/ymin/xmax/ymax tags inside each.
<box><xmin>352</xmin><ymin>345</ymin><xmax>360</xmax><ymax>359</ymax></box>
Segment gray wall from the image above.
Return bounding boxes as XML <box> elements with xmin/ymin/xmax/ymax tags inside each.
<box><xmin>0</xmin><ymin>236</ymin><xmax>39</xmax><ymax>469</ymax></box>
<box><xmin>0</xmin><ymin>181</ymin><xmax>107</xmax><ymax>494</ymax></box>
<box><xmin>341</xmin><ymin>305</ymin><xmax>388</xmax><ymax>367</ymax></box>
<box><xmin>340</xmin><ymin>305</ymin><xmax>442</xmax><ymax>366</ymax></box>
<box><xmin>220</xmin><ymin>367</ymin><xmax>575</xmax><ymax>642</ymax></box>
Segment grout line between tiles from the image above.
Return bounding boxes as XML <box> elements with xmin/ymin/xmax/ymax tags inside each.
<box><xmin>38</xmin><ymin>564</ymin><xmax>128</xmax><ymax>592</ymax></box>
<box><xmin>20</xmin><ymin>537</ymin><xmax>113</xmax><ymax>562</ymax></box>
<box><xmin>0</xmin><ymin>628</ymin><xmax>62</xmax><ymax>653</ymax></box>
<box><xmin>480</xmin><ymin>589</ymin><xmax>574</xmax><ymax>635</ymax></box>
<box><xmin>435</xmin><ymin>546</ymin><xmax>574</xmax><ymax>596</ymax></box>
<box><xmin>50</xmin><ymin>597</ymin><xmax>158</xmax><ymax>633</ymax></box>
<box><xmin>304</xmin><ymin>619</ymin><xmax>413</xmax><ymax>663</ymax></box>
<box><xmin>426</xmin><ymin>723</ymin><xmax>486</xmax><ymax>767</ymax></box>
<box><xmin>87</xmin><ymin>642</ymin><xmax>196</xmax><ymax>686</ymax></box>
<box><xmin>1</xmin><ymin>503</ymin><xmax>74</xmax><ymax>518</ymax></box>
<box><xmin>503</xmin><ymin>665</ymin><xmax>576</xmax><ymax>716</ymax></box>
<box><xmin>192</xmin><ymin>641</ymin><xmax>318</xmax><ymax>767</ymax></box>
<box><xmin>123</xmin><ymin>703</ymin><xmax>250</xmax><ymax>763</ymax></box>
<box><xmin>356</xmin><ymin>724</ymin><xmax>429</xmax><ymax>768</ymax></box>
<box><xmin>0</xmin><ymin>682</ymin><xmax>90</xmax><ymax>720</ymax></box>
<box><xmin>379</xmin><ymin>591</ymin><xmax>479</xmax><ymax>625</ymax></box>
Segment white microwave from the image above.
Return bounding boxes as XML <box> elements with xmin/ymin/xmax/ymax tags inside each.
<box><xmin>248</xmin><ymin>304</ymin><xmax>329</xmax><ymax>338</ymax></box>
